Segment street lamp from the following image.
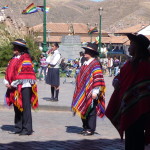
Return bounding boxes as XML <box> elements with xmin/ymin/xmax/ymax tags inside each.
<box><xmin>42</xmin><ymin>0</ymin><xmax>47</xmax><ymax>53</ymax></box>
<box><xmin>98</xmin><ymin>7</ymin><xmax>103</xmax><ymax>56</ymax></box>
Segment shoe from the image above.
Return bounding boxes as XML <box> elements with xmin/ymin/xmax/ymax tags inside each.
<box><xmin>53</xmin><ymin>98</ymin><xmax>58</xmax><ymax>101</ymax></box>
<box><xmin>49</xmin><ymin>97</ymin><xmax>54</xmax><ymax>100</ymax></box>
<box><xmin>14</xmin><ymin>130</ymin><xmax>22</xmax><ymax>134</ymax></box>
<box><xmin>83</xmin><ymin>131</ymin><xmax>94</xmax><ymax>136</ymax></box>
<box><xmin>19</xmin><ymin>131</ymin><xmax>33</xmax><ymax>136</ymax></box>
<box><xmin>78</xmin><ymin>129</ymin><xmax>86</xmax><ymax>134</ymax></box>
<box><xmin>9</xmin><ymin>130</ymin><xmax>22</xmax><ymax>134</ymax></box>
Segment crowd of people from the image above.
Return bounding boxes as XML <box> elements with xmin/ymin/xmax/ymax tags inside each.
<box><xmin>3</xmin><ymin>33</ymin><xmax>150</xmax><ymax>150</ymax></box>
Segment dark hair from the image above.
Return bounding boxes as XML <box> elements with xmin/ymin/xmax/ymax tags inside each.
<box><xmin>13</xmin><ymin>45</ymin><xmax>29</xmax><ymax>54</ymax></box>
<box><xmin>84</xmin><ymin>49</ymin><xmax>98</xmax><ymax>58</ymax></box>
<box><xmin>132</xmin><ymin>47</ymin><xmax>150</xmax><ymax>68</ymax></box>
<box><xmin>79</xmin><ymin>51</ymin><xmax>84</xmax><ymax>56</ymax></box>
<box><xmin>53</xmin><ymin>42</ymin><xmax>59</xmax><ymax>48</ymax></box>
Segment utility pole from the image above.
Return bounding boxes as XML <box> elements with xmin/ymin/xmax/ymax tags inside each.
<box><xmin>98</xmin><ymin>7</ymin><xmax>103</xmax><ymax>57</ymax></box>
<box><xmin>42</xmin><ymin>0</ymin><xmax>47</xmax><ymax>53</ymax></box>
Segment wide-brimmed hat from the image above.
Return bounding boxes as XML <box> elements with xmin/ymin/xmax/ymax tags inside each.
<box><xmin>82</xmin><ymin>42</ymin><xmax>99</xmax><ymax>55</ymax></box>
<box><xmin>12</xmin><ymin>39</ymin><xmax>28</xmax><ymax>49</ymax></box>
<box><xmin>126</xmin><ymin>33</ymin><xmax>150</xmax><ymax>49</ymax></box>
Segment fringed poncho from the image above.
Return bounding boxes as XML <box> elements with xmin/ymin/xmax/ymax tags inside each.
<box><xmin>5</xmin><ymin>53</ymin><xmax>38</xmax><ymax>111</ymax></box>
<box><xmin>105</xmin><ymin>60</ymin><xmax>150</xmax><ymax>144</ymax></box>
<box><xmin>72</xmin><ymin>59</ymin><xmax>105</xmax><ymax>119</ymax></box>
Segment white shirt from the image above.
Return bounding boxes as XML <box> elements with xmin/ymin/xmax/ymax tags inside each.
<box><xmin>46</xmin><ymin>49</ymin><xmax>61</xmax><ymax>68</ymax></box>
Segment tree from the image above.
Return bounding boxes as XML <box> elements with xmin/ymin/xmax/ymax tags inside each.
<box><xmin>0</xmin><ymin>23</ymin><xmax>41</xmax><ymax>67</ymax></box>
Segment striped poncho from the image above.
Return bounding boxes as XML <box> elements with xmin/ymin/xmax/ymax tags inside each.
<box><xmin>72</xmin><ymin>59</ymin><xmax>105</xmax><ymax>119</ymax></box>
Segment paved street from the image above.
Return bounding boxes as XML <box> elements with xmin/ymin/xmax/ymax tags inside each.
<box><xmin>0</xmin><ymin>76</ymin><xmax>114</xmax><ymax>110</ymax></box>
<box><xmin>0</xmin><ymin>76</ymin><xmax>150</xmax><ymax>150</ymax></box>
<box><xmin>0</xmin><ymin>109</ymin><xmax>124</xmax><ymax>150</ymax></box>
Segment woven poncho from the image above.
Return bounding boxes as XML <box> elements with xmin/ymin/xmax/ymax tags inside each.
<box><xmin>5</xmin><ymin>53</ymin><xmax>38</xmax><ymax>111</ymax></box>
<box><xmin>72</xmin><ymin>59</ymin><xmax>105</xmax><ymax>119</ymax></box>
<box><xmin>105</xmin><ymin>60</ymin><xmax>150</xmax><ymax>143</ymax></box>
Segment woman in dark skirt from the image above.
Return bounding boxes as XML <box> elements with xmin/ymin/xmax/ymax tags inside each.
<box><xmin>46</xmin><ymin>43</ymin><xmax>61</xmax><ymax>101</ymax></box>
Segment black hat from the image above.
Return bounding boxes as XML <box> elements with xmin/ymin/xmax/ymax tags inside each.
<box><xmin>82</xmin><ymin>42</ymin><xmax>99</xmax><ymax>55</ymax></box>
<box><xmin>12</xmin><ymin>39</ymin><xmax>28</xmax><ymax>48</ymax></box>
<box><xmin>126</xmin><ymin>33</ymin><xmax>150</xmax><ymax>49</ymax></box>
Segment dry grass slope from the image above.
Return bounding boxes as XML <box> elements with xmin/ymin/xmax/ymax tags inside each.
<box><xmin>0</xmin><ymin>0</ymin><xmax>150</xmax><ymax>32</ymax></box>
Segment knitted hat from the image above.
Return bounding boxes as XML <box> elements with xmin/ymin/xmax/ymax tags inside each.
<box><xmin>12</xmin><ymin>39</ymin><xmax>28</xmax><ymax>48</ymax></box>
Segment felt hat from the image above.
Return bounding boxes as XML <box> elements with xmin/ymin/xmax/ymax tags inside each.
<box><xmin>126</xmin><ymin>33</ymin><xmax>150</xmax><ymax>49</ymax></box>
<box><xmin>82</xmin><ymin>42</ymin><xmax>99</xmax><ymax>55</ymax></box>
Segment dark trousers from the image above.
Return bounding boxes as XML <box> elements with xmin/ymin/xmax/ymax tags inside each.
<box><xmin>81</xmin><ymin>101</ymin><xmax>97</xmax><ymax>132</ymax></box>
<box><xmin>14</xmin><ymin>87</ymin><xmax>32</xmax><ymax>133</ymax></box>
<box><xmin>125</xmin><ymin>116</ymin><xmax>145</xmax><ymax>150</ymax></box>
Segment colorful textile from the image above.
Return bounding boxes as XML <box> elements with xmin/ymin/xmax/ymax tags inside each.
<box><xmin>88</xmin><ymin>27</ymin><xmax>98</xmax><ymax>34</ymax></box>
<box><xmin>37</xmin><ymin>6</ymin><xmax>50</xmax><ymax>13</ymax></box>
<box><xmin>22</xmin><ymin>3</ymin><xmax>38</xmax><ymax>14</ymax></box>
<box><xmin>105</xmin><ymin>60</ymin><xmax>150</xmax><ymax>142</ymax></box>
<box><xmin>72</xmin><ymin>59</ymin><xmax>105</xmax><ymax>119</ymax></box>
<box><xmin>5</xmin><ymin>53</ymin><xmax>38</xmax><ymax>111</ymax></box>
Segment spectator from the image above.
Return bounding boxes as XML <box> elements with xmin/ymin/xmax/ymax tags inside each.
<box><xmin>60</xmin><ymin>59</ymin><xmax>67</xmax><ymax>72</ymax></box>
<box><xmin>79</xmin><ymin>51</ymin><xmax>86</xmax><ymax>67</ymax></box>
<box><xmin>113</xmin><ymin>56</ymin><xmax>120</xmax><ymax>76</ymax></box>
<box><xmin>46</xmin><ymin>42</ymin><xmax>61</xmax><ymax>101</ymax></box>
<box><xmin>107</xmin><ymin>56</ymin><xmax>113</xmax><ymax>77</ymax></box>
<box><xmin>39</xmin><ymin>54</ymin><xmax>47</xmax><ymax>81</ymax></box>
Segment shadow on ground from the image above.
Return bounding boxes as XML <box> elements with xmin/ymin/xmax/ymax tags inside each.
<box><xmin>42</xmin><ymin>97</ymin><xmax>51</xmax><ymax>101</ymax></box>
<box><xmin>0</xmin><ymin>139</ymin><xmax>124</xmax><ymax>150</ymax></box>
<box><xmin>65</xmin><ymin>126</ymin><xmax>100</xmax><ymax>135</ymax></box>
<box><xmin>1</xmin><ymin>125</ymin><xmax>14</xmax><ymax>132</ymax></box>
<box><xmin>1</xmin><ymin>125</ymin><xmax>124</xmax><ymax>150</ymax></box>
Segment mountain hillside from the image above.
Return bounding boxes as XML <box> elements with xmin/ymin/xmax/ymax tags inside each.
<box><xmin>1</xmin><ymin>0</ymin><xmax>150</xmax><ymax>32</ymax></box>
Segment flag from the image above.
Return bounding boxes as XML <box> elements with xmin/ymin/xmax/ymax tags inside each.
<box><xmin>37</xmin><ymin>6</ymin><xmax>50</xmax><ymax>13</ymax></box>
<box><xmin>22</xmin><ymin>3</ymin><xmax>38</xmax><ymax>14</ymax></box>
<box><xmin>2</xmin><ymin>5</ymin><xmax>8</xmax><ymax>9</ymax></box>
<box><xmin>88</xmin><ymin>27</ymin><xmax>98</xmax><ymax>34</ymax></box>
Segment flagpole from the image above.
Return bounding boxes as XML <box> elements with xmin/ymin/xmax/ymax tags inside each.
<box><xmin>43</xmin><ymin>0</ymin><xmax>47</xmax><ymax>53</ymax></box>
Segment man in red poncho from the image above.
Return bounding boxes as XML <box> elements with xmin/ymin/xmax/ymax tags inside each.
<box><xmin>72</xmin><ymin>42</ymin><xmax>105</xmax><ymax>136</ymax></box>
<box><xmin>4</xmin><ymin>39</ymin><xmax>38</xmax><ymax>135</ymax></box>
<box><xmin>105</xmin><ymin>34</ymin><xmax>150</xmax><ymax>150</ymax></box>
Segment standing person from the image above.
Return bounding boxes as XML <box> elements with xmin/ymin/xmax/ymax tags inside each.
<box><xmin>113</xmin><ymin>56</ymin><xmax>120</xmax><ymax>76</ymax></box>
<box><xmin>105</xmin><ymin>34</ymin><xmax>150</xmax><ymax>150</ymax></box>
<box><xmin>4</xmin><ymin>39</ymin><xmax>38</xmax><ymax>135</ymax></box>
<box><xmin>79</xmin><ymin>51</ymin><xmax>86</xmax><ymax>67</ymax></box>
<box><xmin>39</xmin><ymin>54</ymin><xmax>47</xmax><ymax>81</ymax></box>
<box><xmin>46</xmin><ymin>42</ymin><xmax>61</xmax><ymax>101</ymax></box>
<box><xmin>72</xmin><ymin>42</ymin><xmax>105</xmax><ymax>136</ymax></box>
<box><xmin>107</xmin><ymin>56</ymin><xmax>113</xmax><ymax>76</ymax></box>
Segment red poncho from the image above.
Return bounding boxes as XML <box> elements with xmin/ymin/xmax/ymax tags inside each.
<box><xmin>105</xmin><ymin>60</ymin><xmax>150</xmax><ymax>144</ymax></box>
<box><xmin>5</xmin><ymin>53</ymin><xmax>38</xmax><ymax>111</ymax></box>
